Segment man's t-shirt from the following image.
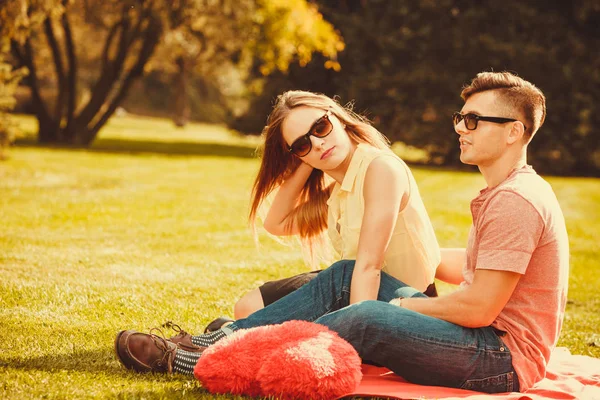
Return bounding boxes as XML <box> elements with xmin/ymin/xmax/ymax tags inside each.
<box><xmin>462</xmin><ymin>165</ymin><xmax>569</xmax><ymax>391</ymax></box>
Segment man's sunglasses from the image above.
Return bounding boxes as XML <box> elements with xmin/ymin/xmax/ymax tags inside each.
<box><xmin>452</xmin><ymin>112</ymin><xmax>526</xmax><ymax>131</ymax></box>
<box><xmin>287</xmin><ymin>110</ymin><xmax>334</xmax><ymax>157</ymax></box>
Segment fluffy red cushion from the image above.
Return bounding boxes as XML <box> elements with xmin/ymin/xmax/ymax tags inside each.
<box><xmin>194</xmin><ymin>320</ymin><xmax>362</xmax><ymax>399</ymax></box>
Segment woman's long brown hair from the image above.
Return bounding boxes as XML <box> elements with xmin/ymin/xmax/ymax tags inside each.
<box><xmin>249</xmin><ymin>90</ymin><xmax>390</xmax><ymax>262</ymax></box>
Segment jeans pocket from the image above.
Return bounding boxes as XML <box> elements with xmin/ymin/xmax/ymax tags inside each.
<box><xmin>460</xmin><ymin>371</ymin><xmax>517</xmax><ymax>394</ymax></box>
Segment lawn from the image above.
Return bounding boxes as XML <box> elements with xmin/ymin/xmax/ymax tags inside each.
<box><xmin>1</xmin><ymin>114</ymin><xmax>598</xmax><ymax>399</ymax></box>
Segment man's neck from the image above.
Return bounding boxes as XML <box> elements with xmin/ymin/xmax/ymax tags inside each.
<box><xmin>479</xmin><ymin>150</ymin><xmax>527</xmax><ymax>189</ymax></box>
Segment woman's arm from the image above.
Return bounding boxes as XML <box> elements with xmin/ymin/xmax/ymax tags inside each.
<box><xmin>350</xmin><ymin>156</ymin><xmax>407</xmax><ymax>304</ymax></box>
<box><xmin>263</xmin><ymin>162</ymin><xmax>314</xmax><ymax>236</ymax></box>
<box><xmin>436</xmin><ymin>248</ymin><xmax>466</xmax><ymax>285</ymax></box>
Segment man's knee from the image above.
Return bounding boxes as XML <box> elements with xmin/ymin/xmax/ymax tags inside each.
<box><xmin>394</xmin><ymin>286</ymin><xmax>426</xmax><ymax>299</ymax></box>
<box><xmin>339</xmin><ymin>300</ymin><xmax>383</xmax><ymax>328</ymax></box>
<box><xmin>233</xmin><ymin>288</ymin><xmax>265</xmax><ymax>319</ymax></box>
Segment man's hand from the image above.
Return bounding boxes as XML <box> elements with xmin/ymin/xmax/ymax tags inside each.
<box><xmin>389</xmin><ymin>298</ymin><xmax>403</xmax><ymax>307</ymax></box>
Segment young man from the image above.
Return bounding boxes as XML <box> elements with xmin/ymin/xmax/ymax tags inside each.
<box><xmin>115</xmin><ymin>72</ymin><xmax>569</xmax><ymax>394</ymax></box>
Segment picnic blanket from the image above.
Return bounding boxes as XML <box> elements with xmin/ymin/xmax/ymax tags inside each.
<box><xmin>344</xmin><ymin>347</ymin><xmax>600</xmax><ymax>399</ymax></box>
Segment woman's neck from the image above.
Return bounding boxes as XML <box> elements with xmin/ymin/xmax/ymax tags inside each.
<box><xmin>325</xmin><ymin>143</ymin><xmax>358</xmax><ymax>184</ymax></box>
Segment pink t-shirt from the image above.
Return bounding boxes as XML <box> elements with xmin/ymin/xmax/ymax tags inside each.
<box><xmin>462</xmin><ymin>165</ymin><xmax>569</xmax><ymax>391</ymax></box>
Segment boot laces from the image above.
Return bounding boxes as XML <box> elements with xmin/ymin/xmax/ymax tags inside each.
<box><xmin>148</xmin><ymin>329</ymin><xmax>176</xmax><ymax>372</ymax></box>
<box><xmin>161</xmin><ymin>321</ymin><xmax>188</xmax><ymax>336</ymax></box>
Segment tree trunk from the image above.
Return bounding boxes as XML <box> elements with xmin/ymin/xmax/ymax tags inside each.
<box><xmin>61</xmin><ymin>11</ymin><xmax>78</xmax><ymax>141</ymax></box>
<box><xmin>37</xmin><ymin>117</ymin><xmax>58</xmax><ymax>143</ymax></box>
<box><xmin>44</xmin><ymin>17</ymin><xmax>67</xmax><ymax>142</ymax></box>
<box><xmin>13</xmin><ymin>38</ymin><xmax>59</xmax><ymax>143</ymax></box>
<box><xmin>73</xmin><ymin>15</ymin><xmax>133</xmax><ymax>130</ymax></box>
<box><xmin>173</xmin><ymin>56</ymin><xmax>190</xmax><ymax>127</ymax></box>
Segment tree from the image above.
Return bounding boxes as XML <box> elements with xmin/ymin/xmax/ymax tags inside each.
<box><xmin>5</xmin><ymin>0</ymin><xmax>343</xmax><ymax>145</ymax></box>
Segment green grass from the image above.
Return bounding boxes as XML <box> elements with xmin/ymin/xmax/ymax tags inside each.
<box><xmin>1</xmin><ymin>114</ymin><xmax>599</xmax><ymax>399</ymax></box>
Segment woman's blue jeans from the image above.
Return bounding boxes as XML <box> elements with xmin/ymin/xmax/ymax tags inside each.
<box><xmin>232</xmin><ymin>260</ymin><xmax>519</xmax><ymax>393</ymax></box>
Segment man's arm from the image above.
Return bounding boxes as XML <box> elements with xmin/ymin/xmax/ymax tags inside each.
<box><xmin>436</xmin><ymin>248</ymin><xmax>466</xmax><ymax>285</ymax></box>
<box><xmin>399</xmin><ymin>268</ymin><xmax>521</xmax><ymax>327</ymax></box>
<box><xmin>395</xmin><ymin>190</ymin><xmax>543</xmax><ymax>327</ymax></box>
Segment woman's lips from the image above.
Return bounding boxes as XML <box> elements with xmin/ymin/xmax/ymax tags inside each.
<box><xmin>321</xmin><ymin>146</ymin><xmax>335</xmax><ymax>160</ymax></box>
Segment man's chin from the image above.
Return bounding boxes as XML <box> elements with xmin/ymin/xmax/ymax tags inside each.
<box><xmin>459</xmin><ymin>155</ymin><xmax>476</xmax><ymax>166</ymax></box>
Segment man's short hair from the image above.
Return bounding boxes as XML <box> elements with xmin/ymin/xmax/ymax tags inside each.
<box><xmin>461</xmin><ymin>72</ymin><xmax>546</xmax><ymax>142</ymax></box>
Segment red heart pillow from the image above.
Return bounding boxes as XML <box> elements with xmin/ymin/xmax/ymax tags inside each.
<box><xmin>194</xmin><ymin>320</ymin><xmax>362</xmax><ymax>399</ymax></box>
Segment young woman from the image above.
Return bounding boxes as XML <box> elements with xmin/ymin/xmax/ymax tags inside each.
<box><xmin>116</xmin><ymin>89</ymin><xmax>442</xmax><ymax>373</ymax></box>
<box><xmin>205</xmin><ymin>90</ymin><xmax>441</xmax><ymax>328</ymax></box>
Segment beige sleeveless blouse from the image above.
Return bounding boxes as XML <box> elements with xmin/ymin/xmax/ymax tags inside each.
<box><xmin>326</xmin><ymin>144</ymin><xmax>440</xmax><ymax>291</ymax></box>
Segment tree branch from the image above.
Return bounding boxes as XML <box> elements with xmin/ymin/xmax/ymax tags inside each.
<box><xmin>125</xmin><ymin>6</ymin><xmax>147</xmax><ymax>47</ymax></box>
<box><xmin>101</xmin><ymin>22</ymin><xmax>121</xmax><ymax>71</ymax></box>
<box><xmin>84</xmin><ymin>20</ymin><xmax>162</xmax><ymax>144</ymax></box>
<box><xmin>21</xmin><ymin>38</ymin><xmax>52</xmax><ymax>126</ymax></box>
<box><xmin>44</xmin><ymin>17</ymin><xmax>66</xmax><ymax>139</ymax></box>
<box><xmin>62</xmin><ymin>11</ymin><xmax>78</xmax><ymax>138</ymax></box>
<box><xmin>10</xmin><ymin>40</ymin><xmax>25</xmax><ymax>66</ymax></box>
<box><xmin>75</xmin><ymin>7</ymin><xmax>133</xmax><ymax>127</ymax></box>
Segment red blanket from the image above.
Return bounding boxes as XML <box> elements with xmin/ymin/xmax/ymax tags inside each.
<box><xmin>344</xmin><ymin>348</ymin><xmax>600</xmax><ymax>399</ymax></box>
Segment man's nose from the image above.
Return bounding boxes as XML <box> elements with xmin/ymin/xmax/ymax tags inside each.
<box><xmin>454</xmin><ymin>119</ymin><xmax>467</xmax><ymax>135</ymax></box>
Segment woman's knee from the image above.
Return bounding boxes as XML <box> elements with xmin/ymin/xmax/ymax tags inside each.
<box><xmin>233</xmin><ymin>288</ymin><xmax>265</xmax><ymax>319</ymax></box>
<box><xmin>325</xmin><ymin>259</ymin><xmax>355</xmax><ymax>278</ymax></box>
<box><xmin>330</xmin><ymin>259</ymin><xmax>355</xmax><ymax>269</ymax></box>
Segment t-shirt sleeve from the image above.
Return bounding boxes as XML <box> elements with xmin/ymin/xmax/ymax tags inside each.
<box><xmin>476</xmin><ymin>190</ymin><xmax>544</xmax><ymax>274</ymax></box>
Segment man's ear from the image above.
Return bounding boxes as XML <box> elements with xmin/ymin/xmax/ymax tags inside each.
<box><xmin>507</xmin><ymin>121</ymin><xmax>525</xmax><ymax>144</ymax></box>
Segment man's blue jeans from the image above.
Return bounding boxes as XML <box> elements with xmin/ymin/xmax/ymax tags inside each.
<box><xmin>232</xmin><ymin>260</ymin><xmax>519</xmax><ymax>393</ymax></box>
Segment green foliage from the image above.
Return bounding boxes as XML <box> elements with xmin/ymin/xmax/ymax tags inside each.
<box><xmin>145</xmin><ymin>0</ymin><xmax>343</xmax><ymax>126</ymax></box>
<box><xmin>0</xmin><ymin>40</ymin><xmax>28</xmax><ymax>152</ymax></box>
<box><xmin>0</xmin><ymin>0</ymin><xmax>65</xmax><ymax>42</ymax></box>
<box><xmin>248</xmin><ymin>0</ymin><xmax>343</xmax><ymax>75</ymax></box>
<box><xmin>237</xmin><ymin>0</ymin><xmax>600</xmax><ymax>176</ymax></box>
<box><xmin>154</xmin><ymin>0</ymin><xmax>343</xmax><ymax>75</ymax></box>
<box><xmin>1</xmin><ymin>114</ymin><xmax>598</xmax><ymax>398</ymax></box>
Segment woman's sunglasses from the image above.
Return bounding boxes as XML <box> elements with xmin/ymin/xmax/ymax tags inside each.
<box><xmin>452</xmin><ymin>112</ymin><xmax>526</xmax><ymax>131</ymax></box>
<box><xmin>288</xmin><ymin>110</ymin><xmax>334</xmax><ymax>157</ymax></box>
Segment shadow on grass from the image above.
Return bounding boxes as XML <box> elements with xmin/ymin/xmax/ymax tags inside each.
<box><xmin>14</xmin><ymin>137</ymin><xmax>259</xmax><ymax>159</ymax></box>
<box><xmin>1</xmin><ymin>347</ymin><xmax>155</xmax><ymax>377</ymax></box>
<box><xmin>111</xmin><ymin>388</ymin><xmax>211</xmax><ymax>400</ymax></box>
<box><xmin>13</xmin><ymin>135</ymin><xmax>479</xmax><ymax>174</ymax></box>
